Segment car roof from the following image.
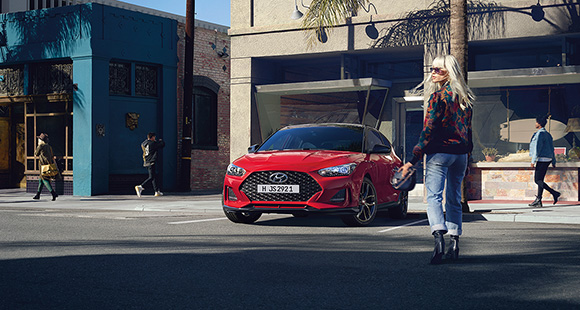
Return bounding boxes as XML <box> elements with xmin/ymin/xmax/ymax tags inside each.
<box><xmin>280</xmin><ymin>123</ymin><xmax>366</xmax><ymax>130</ymax></box>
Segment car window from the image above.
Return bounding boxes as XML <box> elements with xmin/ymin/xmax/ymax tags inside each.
<box><xmin>378</xmin><ymin>131</ymin><xmax>392</xmax><ymax>148</ymax></box>
<box><xmin>365</xmin><ymin>129</ymin><xmax>384</xmax><ymax>152</ymax></box>
<box><xmin>258</xmin><ymin>126</ymin><xmax>364</xmax><ymax>152</ymax></box>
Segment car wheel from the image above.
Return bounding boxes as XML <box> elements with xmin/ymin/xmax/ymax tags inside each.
<box><xmin>341</xmin><ymin>177</ymin><xmax>377</xmax><ymax>226</ymax></box>
<box><xmin>223</xmin><ymin>210</ymin><xmax>262</xmax><ymax>224</ymax></box>
<box><xmin>389</xmin><ymin>190</ymin><xmax>408</xmax><ymax>219</ymax></box>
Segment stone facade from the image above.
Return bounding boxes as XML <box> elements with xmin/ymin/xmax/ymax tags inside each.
<box><xmin>467</xmin><ymin>165</ymin><xmax>579</xmax><ymax>201</ymax></box>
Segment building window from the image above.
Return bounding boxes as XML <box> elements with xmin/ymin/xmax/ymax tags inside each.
<box><xmin>25</xmin><ymin>98</ymin><xmax>73</xmax><ymax>174</ymax></box>
<box><xmin>135</xmin><ymin>64</ymin><xmax>158</xmax><ymax>97</ymax></box>
<box><xmin>23</xmin><ymin>62</ymin><xmax>74</xmax><ymax>174</ymax></box>
<box><xmin>29</xmin><ymin>62</ymin><xmax>73</xmax><ymax>95</ymax></box>
<box><xmin>472</xmin><ymin>84</ymin><xmax>580</xmax><ymax>163</ymax></box>
<box><xmin>109</xmin><ymin>62</ymin><xmax>131</xmax><ymax>96</ymax></box>
<box><xmin>193</xmin><ymin>87</ymin><xmax>218</xmax><ymax>149</ymax></box>
<box><xmin>0</xmin><ymin>65</ymin><xmax>25</xmax><ymax>96</ymax></box>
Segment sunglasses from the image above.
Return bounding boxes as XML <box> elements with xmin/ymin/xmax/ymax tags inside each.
<box><xmin>431</xmin><ymin>67</ymin><xmax>446</xmax><ymax>75</ymax></box>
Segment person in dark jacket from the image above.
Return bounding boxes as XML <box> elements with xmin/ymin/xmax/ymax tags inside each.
<box><xmin>135</xmin><ymin>132</ymin><xmax>165</xmax><ymax>197</ymax></box>
<box><xmin>33</xmin><ymin>133</ymin><xmax>58</xmax><ymax>201</ymax></box>
<box><xmin>399</xmin><ymin>55</ymin><xmax>475</xmax><ymax>265</ymax></box>
<box><xmin>528</xmin><ymin>116</ymin><xmax>560</xmax><ymax>207</ymax></box>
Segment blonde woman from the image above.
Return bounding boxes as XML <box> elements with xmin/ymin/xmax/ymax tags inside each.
<box><xmin>399</xmin><ymin>55</ymin><xmax>475</xmax><ymax>264</ymax></box>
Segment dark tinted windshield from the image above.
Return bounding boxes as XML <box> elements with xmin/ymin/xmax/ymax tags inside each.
<box><xmin>258</xmin><ymin>126</ymin><xmax>364</xmax><ymax>153</ymax></box>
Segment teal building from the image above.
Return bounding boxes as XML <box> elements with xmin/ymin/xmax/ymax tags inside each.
<box><xmin>0</xmin><ymin>3</ymin><xmax>179</xmax><ymax>195</ymax></box>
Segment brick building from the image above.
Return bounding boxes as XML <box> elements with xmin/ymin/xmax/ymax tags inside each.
<box><xmin>177</xmin><ymin>22</ymin><xmax>231</xmax><ymax>191</ymax></box>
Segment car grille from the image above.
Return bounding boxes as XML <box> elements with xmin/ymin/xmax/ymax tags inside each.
<box><xmin>240</xmin><ymin>171</ymin><xmax>322</xmax><ymax>202</ymax></box>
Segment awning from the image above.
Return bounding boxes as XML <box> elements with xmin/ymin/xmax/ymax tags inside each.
<box><xmin>255</xmin><ymin>78</ymin><xmax>392</xmax><ymax>95</ymax></box>
<box><xmin>468</xmin><ymin>66</ymin><xmax>580</xmax><ymax>88</ymax></box>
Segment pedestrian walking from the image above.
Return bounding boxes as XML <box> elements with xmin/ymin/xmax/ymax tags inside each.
<box><xmin>398</xmin><ymin>55</ymin><xmax>475</xmax><ymax>264</ymax></box>
<box><xmin>528</xmin><ymin>115</ymin><xmax>560</xmax><ymax>207</ymax></box>
<box><xmin>135</xmin><ymin>132</ymin><xmax>165</xmax><ymax>197</ymax></box>
<box><xmin>33</xmin><ymin>133</ymin><xmax>59</xmax><ymax>201</ymax></box>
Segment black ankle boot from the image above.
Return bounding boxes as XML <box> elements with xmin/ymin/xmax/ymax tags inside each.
<box><xmin>552</xmin><ymin>191</ymin><xmax>561</xmax><ymax>205</ymax></box>
<box><xmin>32</xmin><ymin>192</ymin><xmax>40</xmax><ymax>200</ymax></box>
<box><xmin>445</xmin><ymin>235</ymin><xmax>459</xmax><ymax>260</ymax></box>
<box><xmin>529</xmin><ymin>196</ymin><xmax>542</xmax><ymax>207</ymax></box>
<box><xmin>51</xmin><ymin>191</ymin><xmax>58</xmax><ymax>201</ymax></box>
<box><xmin>430</xmin><ymin>230</ymin><xmax>446</xmax><ymax>265</ymax></box>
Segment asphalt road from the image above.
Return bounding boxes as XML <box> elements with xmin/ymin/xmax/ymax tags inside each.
<box><xmin>1</xmin><ymin>207</ymin><xmax>579</xmax><ymax>309</ymax></box>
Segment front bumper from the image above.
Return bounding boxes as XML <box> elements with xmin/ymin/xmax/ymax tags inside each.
<box><xmin>223</xmin><ymin>204</ymin><xmax>361</xmax><ymax>215</ymax></box>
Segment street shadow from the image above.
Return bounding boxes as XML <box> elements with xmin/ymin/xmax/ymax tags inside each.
<box><xmin>1</xmin><ymin>229</ymin><xmax>580</xmax><ymax>309</ymax></box>
<box><xmin>252</xmin><ymin>212</ymin><xmax>428</xmax><ymax>228</ymax></box>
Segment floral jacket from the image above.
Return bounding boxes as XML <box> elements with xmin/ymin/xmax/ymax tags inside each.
<box><xmin>410</xmin><ymin>84</ymin><xmax>473</xmax><ymax>165</ymax></box>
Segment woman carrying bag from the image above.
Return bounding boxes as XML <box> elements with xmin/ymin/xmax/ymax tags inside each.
<box><xmin>33</xmin><ymin>133</ymin><xmax>59</xmax><ymax>201</ymax></box>
<box><xmin>399</xmin><ymin>55</ymin><xmax>475</xmax><ymax>264</ymax></box>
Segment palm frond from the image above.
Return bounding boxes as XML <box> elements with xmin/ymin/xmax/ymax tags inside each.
<box><xmin>372</xmin><ymin>0</ymin><xmax>506</xmax><ymax>49</ymax></box>
<box><xmin>301</xmin><ymin>0</ymin><xmax>368</xmax><ymax>47</ymax></box>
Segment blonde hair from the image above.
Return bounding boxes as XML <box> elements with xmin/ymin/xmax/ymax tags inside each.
<box><xmin>415</xmin><ymin>55</ymin><xmax>475</xmax><ymax>110</ymax></box>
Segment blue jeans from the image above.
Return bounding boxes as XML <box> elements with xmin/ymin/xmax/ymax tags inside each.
<box><xmin>425</xmin><ymin>153</ymin><xmax>468</xmax><ymax>236</ymax></box>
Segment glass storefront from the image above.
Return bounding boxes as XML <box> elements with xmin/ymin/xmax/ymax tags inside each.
<box><xmin>255</xmin><ymin>78</ymin><xmax>392</xmax><ymax>142</ymax></box>
<box><xmin>471</xmin><ymin>84</ymin><xmax>580</xmax><ymax>164</ymax></box>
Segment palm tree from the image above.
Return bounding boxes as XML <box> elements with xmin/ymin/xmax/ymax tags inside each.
<box><xmin>450</xmin><ymin>0</ymin><xmax>468</xmax><ymax>78</ymax></box>
<box><xmin>449</xmin><ymin>0</ymin><xmax>470</xmax><ymax>212</ymax></box>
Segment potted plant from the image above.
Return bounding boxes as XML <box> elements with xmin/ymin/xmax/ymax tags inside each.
<box><xmin>482</xmin><ymin>147</ymin><xmax>498</xmax><ymax>162</ymax></box>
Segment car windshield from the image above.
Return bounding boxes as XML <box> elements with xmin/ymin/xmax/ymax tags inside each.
<box><xmin>258</xmin><ymin>125</ymin><xmax>364</xmax><ymax>152</ymax></box>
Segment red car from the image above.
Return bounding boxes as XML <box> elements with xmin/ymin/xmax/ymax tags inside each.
<box><xmin>222</xmin><ymin>123</ymin><xmax>408</xmax><ymax>226</ymax></box>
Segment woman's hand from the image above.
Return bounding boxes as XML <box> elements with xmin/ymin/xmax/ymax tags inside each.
<box><xmin>398</xmin><ymin>162</ymin><xmax>414</xmax><ymax>177</ymax></box>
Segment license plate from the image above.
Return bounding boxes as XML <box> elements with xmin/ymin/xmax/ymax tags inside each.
<box><xmin>257</xmin><ymin>185</ymin><xmax>300</xmax><ymax>193</ymax></box>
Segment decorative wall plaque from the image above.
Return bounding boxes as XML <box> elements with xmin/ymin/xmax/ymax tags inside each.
<box><xmin>125</xmin><ymin>112</ymin><xmax>139</xmax><ymax>130</ymax></box>
<box><xmin>96</xmin><ymin>124</ymin><xmax>105</xmax><ymax>137</ymax></box>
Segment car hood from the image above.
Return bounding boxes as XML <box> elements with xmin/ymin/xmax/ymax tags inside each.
<box><xmin>234</xmin><ymin>150</ymin><xmax>364</xmax><ymax>171</ymax></box>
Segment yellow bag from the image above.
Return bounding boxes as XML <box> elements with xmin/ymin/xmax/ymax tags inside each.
<box><xmin>41</xmin><ymin>163</ymin><xmax>59</xmax><ymax>177</ymax></box>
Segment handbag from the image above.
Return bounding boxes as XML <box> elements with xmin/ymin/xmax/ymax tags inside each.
<box><xmin>391</xmin><ymin>167</ymin><xmax>417</xmax><ymax>191</ymax></box>
<box><xmin>41</xmin><ymin>163</ymin><xmax>59</xmax><ymax>178</ymax></box>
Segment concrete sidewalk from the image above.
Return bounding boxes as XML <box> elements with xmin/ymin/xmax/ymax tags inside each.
<box><xmin>1</xmin><ymin>188</ymin><xmax>579</xmax><ymax>225</ymax></box>
<box><xmin>0</xmin><ymin>188</ymin><xmax>224</xmax><ymax>214</ymax></box>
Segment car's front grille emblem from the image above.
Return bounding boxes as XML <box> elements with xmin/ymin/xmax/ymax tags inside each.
<box><xmin>269</xmin><ymin>172</ymin><xmax>288</xmax><ymax>184</ymax></box>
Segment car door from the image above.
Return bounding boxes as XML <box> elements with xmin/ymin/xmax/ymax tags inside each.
<box><xmin>367</xmin><ymin>128</ymin><xmax>399</xmax><ymax>204</ymax></box>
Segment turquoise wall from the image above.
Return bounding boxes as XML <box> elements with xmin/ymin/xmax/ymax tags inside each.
<box><xmin>0</xmin><ymin>4</ymin><xmax>179</xmax><ymax>195</ymax></box>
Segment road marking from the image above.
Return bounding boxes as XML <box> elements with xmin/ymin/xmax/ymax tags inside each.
<box><xmin>168</xmin><ymin>217</ymin><xmax>228</xmax><ymax>225</ymax></box>
<box><xmin>378</xmin><ymin>219</ymin><xmax>428</xmax><ymax>233</ymax></box>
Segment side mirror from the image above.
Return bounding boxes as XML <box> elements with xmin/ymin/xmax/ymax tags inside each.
<box><xmin>248</xmin><ymin>144</ymin><xmax>259</xmax><ymax>153</ymax></box>
<box><xmin>370</xmin><ymin>144</ymin><xmax>391</xmax><ymax>154</ymax></box>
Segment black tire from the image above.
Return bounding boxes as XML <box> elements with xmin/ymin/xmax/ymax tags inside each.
<box><xmin>389</xmin><ymin>190</ymin><xmax>408</xmax><ymax>219</ymax></box>
<box><xmin>223</xmin><ymin>210</ymin><xmax>262</xmax><ymax>224</ymax></box>
<box><xmin>341</xmin><ymin>177</ymin><xmax>377</xmax><ymax>226</ymax></box>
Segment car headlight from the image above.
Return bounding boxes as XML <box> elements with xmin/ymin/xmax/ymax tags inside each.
<box><xmin>226</xmin><ymin>163</ymin><xmax>246</xmax><ymax>177</ymax></box>
<box><xmin>318</xmin><ymin>163</ymin><xmax>357</xmax><ymax>177</ymax></box>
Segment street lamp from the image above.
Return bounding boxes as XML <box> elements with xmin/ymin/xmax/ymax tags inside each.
<box><xmin>291</xmin><ymin>0</ymin><xmax>304</xmax><ymax>20</ymax></box>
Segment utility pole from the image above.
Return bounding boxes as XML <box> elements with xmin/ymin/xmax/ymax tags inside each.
<box><xmin>181</xmin><ymin>0</ymin><xmax>194</xmax><ymax>191</ymax></box>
